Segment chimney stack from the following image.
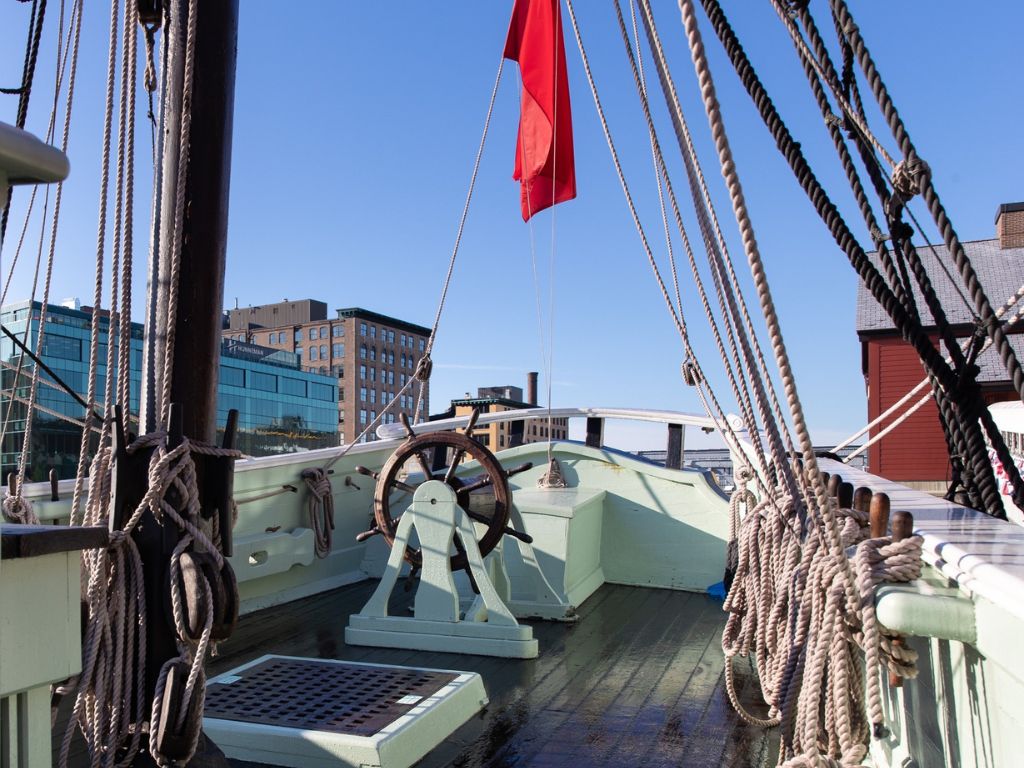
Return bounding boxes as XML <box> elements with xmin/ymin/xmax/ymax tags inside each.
<box><xmin>527</xmin><ymin>371</ymin><xmax>538</xmax><ymax>406</ymax></box>
<box><xmin>996</xmin><ymin>203</ymin><xmax>1024</xmax><ymax>249</ymax></box>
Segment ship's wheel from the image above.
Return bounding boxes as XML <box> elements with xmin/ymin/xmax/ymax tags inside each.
<box><xmin>355</xmin><ymin>409</ymin><xmax>533</xmax><ymax>573</ymax></box>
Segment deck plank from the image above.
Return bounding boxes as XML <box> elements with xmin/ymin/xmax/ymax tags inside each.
<box><xmin>57</xmin><ymin>579</ymin><xmax>776</xmax><ymax>767</ymax></box>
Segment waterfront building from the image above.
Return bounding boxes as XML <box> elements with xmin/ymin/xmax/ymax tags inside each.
<box><xmin>432</xmin><ymin>373</ymin><xmax>568</xmax><ymax>452</ymax></box>
<box><xmin>225</xmin><ymin>300</ymin><xmax>431</xmax><ymax>444</ymax></box>
<box><xmin>0</xmin><ymin>300</ymin><xmax>338</xmax><ymax>480</ymax></box>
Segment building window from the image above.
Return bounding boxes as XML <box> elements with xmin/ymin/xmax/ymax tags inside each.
<box><xmin>360</xmin><ymin>365</ymin><xmax>366</xmax><ymax>380</ymax></box>
<box><xmin>370</xmin><ymin>390</ymin><xmax>376</xmax><ymax>405</ymax></box>
<box><xmin>41</xmin><ymin>334</ymin><xmax>82</xmax><ymax>362</ymax></box>
<box><xmin>388</xmin><ymin>330</ymin><xmax>395</xmax><ymax>343</ymax></box>
<box><xmin>295</xmin><ymin>347</ymin><xmax>303</xmax><ymax>360</ymax></box>
<box><xmin>360</xmin><ymin>322</ymin><xmax>367</xmax><ymax>336</ymax></box>
<box><xmin>360</xmin><ymin>387</ymin><xmax>367</xmax><ymax>402</ymax></box>
<box><xmin>310</xmin><ymin>347</ymin><xmax>318</xmax><ymax>361</ymax></box>
<box><xmin>309</xmin><ymin>327</ymin><xmax>318</xmax><ymax>341</ymax></box>
<box><xmin>294</xmin><ymin>329</ymin><xmax>303</xmax><ymax>342</ymax></box>
<box><xmin>401</xmin><ymin>353</ymin><xmax>406</xmax><ymax>368</ymax></box>
<box><xmin>320</xmin><ymin>345</ymin><xmax>327</xmax><ymax>359</ymax></box>
<box><xmin>400</xmin><ymin>374</ymin><xmax>406</xmax><ymax>386</ymax></box>
<box><xmin>340</xmin><ymin>388</ymin><xmax>345</xmax><ymax>401</ymax></box>
<box><xmin>360</xmin><ymin>409</ymin><xmax>368</xmax><ymax>425</ymax></box>
<box><xmin>369</xmin><ymin>368</ymin><xmax>376</xmax><ymax>382</ymax></box>
<box><xmin>333</xmin><ymin>343</ymin><xmax>343</xmax><ymax>357</ymax></box>
<box><xmin>360</xmin><ymin>345</ymin><xmax>367</xmax><ymax>360</ymax></box>
<box><xmin>251</xmin><ymin>372</ymin><xmax>277</xmax><ymax>392</ymax></box>
<box><xmin>281</xmin><ymin>378</ymin><xmax>307</xmax><ymax>397</ymax></box>
<box><xmin>320</xmin><ymin>326</ymin><xmax>327</xmax><ymax>339</ymax></box>
<box><xmin>387</xmin><ymin>371</ymin><xmax>394</xmax><ymax>385</ymax></box>
<box><xmin>221</xmin><ymin>366</ymin><xmax>244</xmax><ymax>387</ymax></box>
<box><xmin>370</xmin><ymin>326</ymin><xmax>376</xmax><ymax>339</ymax></box>
<box><xmin>400</xmin><ymin>334</ymin><xmax>406</xmax><ymax>348</ymax></box>
<box><xmin>333</xmin><ymin>325</ymin><xmax>343</xmax><ymax>337</ymax></box>
<box><xmin>370</xmin><ymin>347</ymin><xmax>376</xmax><ymax>362</ymax></box>
<box><xmin>310</xmin><ymin>382</ymin><xmax>334</xmax><ymax>401</ymax></box>
<box><xmin>419</xmin><ymin>338</ymin><xmax>425</xmax><ymax>352</ymax></box>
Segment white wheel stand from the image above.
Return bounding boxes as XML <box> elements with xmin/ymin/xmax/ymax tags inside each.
<box><xmin>346</xmin><ymin>480</ymin><xmax>538</xmax><ymax>659</ymax></box>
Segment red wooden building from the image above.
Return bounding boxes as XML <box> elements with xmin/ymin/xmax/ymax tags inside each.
<box><xmin>856</xmin><ymin>203</ymin><xmax>1024</xmax><ymax>491</ymax></box>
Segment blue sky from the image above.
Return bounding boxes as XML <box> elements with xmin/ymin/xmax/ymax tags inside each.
<box><xmin>1</xmin><ymin>2</ymin><xmax>1022</xmax><ymax>451</ymax></box>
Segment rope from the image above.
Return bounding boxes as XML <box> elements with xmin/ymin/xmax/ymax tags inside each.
<box><xmin>633</xmin><ymin>0</ymin><xmax>795</xmax><ymax>493</ymax></box>
<box><xmin>63</xmin><ymin>431</ymin><xmax>241</xmax><ymax>768</ymax></box>
<box><xmin>723</xmin><ymin>492</ymin><xmax>923</xmax><ymax>764</ymax></box>
<box><xmin>15</xmin><ymin>0</ymin><xmax>84</xmax><ymax>514</ymax></box>
<box><xmin>302</xmin><ymin>467</ymin><xmax>334</xmax><ymax>559</ymax></box>
<box><xmin>698</xmin><ymin>0</ymin><xmax>1014</xmax><ymax>517</ymax></box>
<box><xmin>71</xmin><ymin>0</ymin><xmax>123</xmax><ymax>524</ymax></box>
<box><xmin>563</xmin><ymin>0</ymin><xmax>781</xmax><ymax>508</ymax></box>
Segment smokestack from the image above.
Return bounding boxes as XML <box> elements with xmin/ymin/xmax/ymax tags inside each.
<box><xmin>527</xmin><ymin>371</ymin><xmax>538</xmax><ymax>406</ymax></box>
<box><xmin>996</xmin><ymin>203</ymin><xmax>1024</xmax><ymax>249</ymax></box>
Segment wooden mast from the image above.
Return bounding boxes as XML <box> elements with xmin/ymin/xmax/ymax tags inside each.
<box><xmin>135</xmin><ymin>1</ymin><xmax>238</xmax><ymax>763</ymax></box>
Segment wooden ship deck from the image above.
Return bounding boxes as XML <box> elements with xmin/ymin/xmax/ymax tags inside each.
<box><xmin>200</xmin><ymin>579</ymin><xmax>775</xmax><ymax>768</ymax></box>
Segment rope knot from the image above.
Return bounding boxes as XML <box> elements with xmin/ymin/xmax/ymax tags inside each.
<box><xmin>414</xmin><ymin>354</ymin><xmax>433</xmax><ymax>382</ymax></box>
<box><xmin>890</xmin><ymin>157</ymin><xmax>930</xmax><ymax>199</ymax></box>
<box><xmin>301</xmin><ymin>467</ymin><xmax>331</xmax><ymax>499</ymax></box>
<box><xmin>2</xmin><ymin>494</ymin><xmax>37</xmax><ymax>524</ymax></box>
<box><xmin>782</xmin><ymin>0</ymin><xmax>809</xmax><ymax>16</ymax></box>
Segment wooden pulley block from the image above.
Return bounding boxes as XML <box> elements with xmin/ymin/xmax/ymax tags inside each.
<box><xmin>203</xmin><ymin>553</ymin><xmax>239</xmax><ymax>641</ymax></box>
<box><xmin>176</xmin><ymin>551</ymin><xmax>210</xmax><ymax>642</ymax></box>
<box><xmin>152</xmin><ymin>659</ymin><xmax>205</xmax><ymax>762</ymax></box>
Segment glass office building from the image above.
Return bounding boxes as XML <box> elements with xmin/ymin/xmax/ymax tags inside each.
<box><xmin>0</xmin><ymin>301</ymin><xmax>339</xmax><ymax>480</ymax></box>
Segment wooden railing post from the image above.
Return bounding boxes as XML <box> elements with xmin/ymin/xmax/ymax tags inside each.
<box><xmin>666</xmin><ymin>423</ymin><xmax>684</xmax><ymax>469</ymax></box>
<box><xmin>509</xmin><ymin>420</ymin><xmax>525</xmax><ymax>448</ymax></box>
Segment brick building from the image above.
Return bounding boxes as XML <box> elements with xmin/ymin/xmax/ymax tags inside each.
<box><xmin>225</xmin><ymin>300</ymin><xmax>430</xmax><ymax>444</ymax></box>
<box><xmin>855</xmin><ymin>203</ymin><xmax>1024</xmax><ymax>491</ymax></box>
<box><xmin>433</xmin><ymin>373</ymin><xmax>568</xmax><ymax>453</ymax></box>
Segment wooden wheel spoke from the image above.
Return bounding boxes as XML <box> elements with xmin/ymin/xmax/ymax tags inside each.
<box><xmin>412</xmin><ymin>450</ymin><xmax>434</xmax><ymax>482</ymax></box>
<box><xmin>443</xmin><ymin>448</ymin><xmax>466</xmax><ymax>484</ymax></box>
<box><xmin>456</xmin><ymin>476</ymin><xmax>494</xmax><ymax>495</ymax></box>
<box><xmin>392</xmin><ymin>478</ymin><xmax>417</xmax><ymax>495</ymax></box>
<box><xmin>504</xmin><ymin>461</ymin><xmax>533</xmax><ymax>479</ymax></box>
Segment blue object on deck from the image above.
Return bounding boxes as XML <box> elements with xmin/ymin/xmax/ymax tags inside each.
<box><xmin>706</xmin><ymin>581</ymin><xmax>727</xmax><ymax>600</ymax></box>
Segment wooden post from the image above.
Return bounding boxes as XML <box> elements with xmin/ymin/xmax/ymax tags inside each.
<box><xmin>666</xmin><ymin>423</ymin><xmax>683</xmax><ymax>469</ymax></box>
<box><xmin>585</xmin><ymin>417</ymin><xmax>603</xmax><ymax>449</ymax></box>
<box><xmin>837</xmin><ymin>482</ymin><xmax>854</xmax><ymax>510</ymax></box>
<box><xmin>853</xmin><ymin>486</ymin><xmax>872</xmax><ymax>514</ymax></box>
<box><xmin>869</xmin><ymin>492</ymin><xmax>890</xmax><ymax>538</ymax></box>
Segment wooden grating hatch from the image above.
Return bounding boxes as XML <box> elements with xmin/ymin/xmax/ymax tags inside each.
<box><xmin>204</xmin><ymin>656</ymin><xmax>459</xmax><ymax>736</ymax></box>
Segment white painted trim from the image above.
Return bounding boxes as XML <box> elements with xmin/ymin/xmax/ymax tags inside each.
<box><xmin>375</xmin><ymin>406</ymin><xmax>720</xmax><ymax>440</ymax></box>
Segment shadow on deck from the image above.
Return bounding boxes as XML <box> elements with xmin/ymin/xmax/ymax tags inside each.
<box><xmin>212</xmin><ymin>580</ymin><xmax>777</xmax><ymax>768</ymax></box>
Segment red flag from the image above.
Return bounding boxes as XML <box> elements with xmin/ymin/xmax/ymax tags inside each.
<box><xmin>504</xmin><ymin>0</ymin><xmax>576</xmax><ymax>222</ymax></box>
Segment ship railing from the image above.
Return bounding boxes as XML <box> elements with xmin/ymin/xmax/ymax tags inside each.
<box><xmin>376</xmin><ymin>406</ymin><xmax>723</xmax><ymax>470</ymax></box>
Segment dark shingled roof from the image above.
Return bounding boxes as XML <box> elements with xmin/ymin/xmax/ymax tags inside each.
<box><xmin>855</xmin><ymin>237</ymin><xmax>1024</xmax><ymax>383</ymax></box>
